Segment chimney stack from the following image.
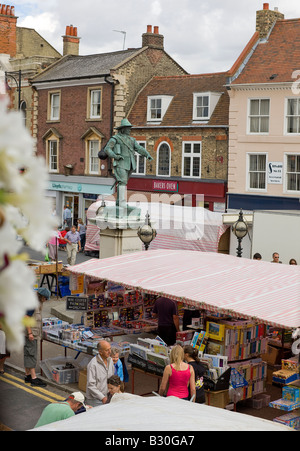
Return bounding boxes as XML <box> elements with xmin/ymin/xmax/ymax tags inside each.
<box><xmin>142</xmin><ymin>25</ymin><xmax>164</xmax><ymax>49</ymax></box>
<box><xmin>0</xmin><ymin>4</ymin><xmax>17</xmax><ymax>57</ymax></box>
<box><xmin>256</xmin><ymin>3</ymin><xmax>284</xmax><ymax>38</ymax></box>
<box><xmin>63</xmin><ymin>25</ymin><xmax>80</xmax><ymax>56</ymax></box>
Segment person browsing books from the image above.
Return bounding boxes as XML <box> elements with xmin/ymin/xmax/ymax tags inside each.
<box><xmin>159</xmin><ymin>345</ymin><xmax>196</xmax><ymax>401</ymax></box>
<box><xmin>184</xmin><ymin>345</ymin><xmax>206</xmax><ymax>403</ymax></box>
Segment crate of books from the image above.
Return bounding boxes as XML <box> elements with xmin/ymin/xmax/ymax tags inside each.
<box><xmin>41</xmin><ymin>357</ymin><xmax>81</xmax><ymax>385</ymax></box>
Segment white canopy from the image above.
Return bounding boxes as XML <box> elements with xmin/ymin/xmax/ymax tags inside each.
<box><xmin>69</xmin><ymin>249</ymin><xmax>300</xmax><ymax>329</ymax></box>
<box><xmin>31</xmin><ymin>393</ymin><xmax>292</xmax><ymax>431</ymax></box>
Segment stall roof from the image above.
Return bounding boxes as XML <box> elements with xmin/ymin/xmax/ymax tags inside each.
<box><xmin>69</xmin><ymin>250</ymin><xmax>300</xmax><ymax>329</ymax></box>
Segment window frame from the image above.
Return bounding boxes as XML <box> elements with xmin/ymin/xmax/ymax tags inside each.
<box><xmin>285</xmin><ymin>98</ymin><xmax>300</xmax><ymax>135</ymax></box>
<box><xmin>284</xmin><ymin>153</ymin><xmax>300</xmax><ymax>193</ymax></box>
<box><xmin>246</xmin><ymin>152</ymin><xmax>268</xmax><ymax>192</ymax></box>
<box><xmin>181</xmin><ymin>141</ymin><xmax>202</xmax><ymax>178</ymax></box>
<box><xmin>147</xmin><ymin>95</ymin><xmax>173</xmax><ymax>123</ymax></box>
<box><xmin>87</xmin><ymin>87</ymin><xmax>102</xmax><ymax>120</ymax></box>
<box><xmin>48</xmin><ymin>139</ymin><xmax>59</xmax><ymax>173</ymax></box>
<box><xmin>88</xmin><ymin>139</ymin><xmax>100</xmax><ymax>174</ymax></box>
<box><xmin>248</xmin><ymin>98</ymin><xmax>270</xmax><ymax>135</ymax></box>
<box><xmin>156</xmin><ymin>141</ymin><xmax>171</xmax><ymax>177</ymax></box>
<box><xmin>48</xmin><ymin>91</ymin><xmax>61</xmax><ymax>122</ymax></box>
<box><xmin>193</xmin><ymin>93</ymin><xmax>210</xmax><ymax>121</ymax></box>
<box><xmin>132</xmin><ymin>141</ymin><xmax>146</xmax><ymax>175</ymax></box>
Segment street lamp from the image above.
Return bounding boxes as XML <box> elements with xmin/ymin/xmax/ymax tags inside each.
<box><xmin>137</xmin><ymin>212</ymin><xmax>157</xmax><ymax>251</ymax></box>
<box><xmin>5</xmin><ymin>69</ymin><xmax>21</xmax><ymax>109</ymax></box>
<box><xmin>232</xmin><ymin>208</ymin><xmax>248</xmax><ymax>258</ymax></box>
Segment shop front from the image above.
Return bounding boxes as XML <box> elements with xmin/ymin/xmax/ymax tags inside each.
<box><xmin>47</xmin><ymin>174</ymin><xmax>115</xmax><ymax>226</ymax></box>
<box><xmin>127</xmin><ymin>177</ymin><xmax>227</xmax><ymax>212</ymax></box>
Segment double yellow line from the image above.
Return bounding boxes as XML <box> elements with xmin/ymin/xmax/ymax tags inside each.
<box><xmin>0</xmin><ymin>372</ymin><xmax>66</xmax><ymax>403</ymax></box>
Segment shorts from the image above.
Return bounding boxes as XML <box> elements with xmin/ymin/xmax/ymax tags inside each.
<box><xmin>24</xmin><ymin>337</ymin><xmax>38</xmax><ymax>369</ymax></box>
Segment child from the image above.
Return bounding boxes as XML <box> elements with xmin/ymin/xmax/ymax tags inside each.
<box><xmin>107</xmin><ymin>375</ymin><xmax>124</xmax><ymax>403</ymax></box>
<box><xmin>111</xmin><ymin>347</ymin><xmax>124</xmax><ymax>381</ymax></box>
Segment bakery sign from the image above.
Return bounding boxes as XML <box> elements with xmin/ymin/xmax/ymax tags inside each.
<box><xmin>152</xmin><ymin>180</ymin><xmax>178</xmax><ymax>192</ymax></box>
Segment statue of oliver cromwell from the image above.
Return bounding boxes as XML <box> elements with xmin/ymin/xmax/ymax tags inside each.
<box><xmin>104</xmin><ymin>118</ymin><xmax>153</xmax><ymax>210</ymax></box>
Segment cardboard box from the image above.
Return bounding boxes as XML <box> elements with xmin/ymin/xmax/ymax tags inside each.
<box><xmin>39</xmin><ymin>262</ymin><xmax>63</xmax><ymax>274</ymax></box>
<box><xmin>261</xmin><ymin>345</ymin><xmax>281</xmax><ymax>365</ymax></box>
<box><xmin>78</xmin><ymin>368</ymin><xmax>87</xmax><ymax>392</ymax></box>
<box><xmin>205</xmin><ymin>389</ymin><xmax>229</xmax><ymax>409</ymax></box>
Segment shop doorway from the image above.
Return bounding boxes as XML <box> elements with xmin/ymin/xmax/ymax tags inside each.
<box><xmin>63</xmin><ymin>194</ymin><xmax>79</xmax><ymax>226</ymax></box>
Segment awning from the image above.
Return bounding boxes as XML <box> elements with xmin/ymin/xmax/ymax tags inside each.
<box><xmin>69</xmin><ymin>249</ymin><xmax>300</xmax><ymax>329</ymax></box>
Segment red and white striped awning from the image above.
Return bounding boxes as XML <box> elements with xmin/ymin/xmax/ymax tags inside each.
<box><xmin>69</xmin><ymin>249</ymin><xmax>300</xmax><ymax>329</ymax></box>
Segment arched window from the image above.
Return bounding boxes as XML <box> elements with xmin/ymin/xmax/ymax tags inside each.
<box><xmin>157</xmin><ymin>142</ymin><xmax>171</xmax><ymax>176</ymax></box>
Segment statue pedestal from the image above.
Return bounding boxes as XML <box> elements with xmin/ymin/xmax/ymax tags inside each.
<box><xmin>91</xmin><ymin>206</ymin><xmax>143</xmax><ymax>259</ymax></box>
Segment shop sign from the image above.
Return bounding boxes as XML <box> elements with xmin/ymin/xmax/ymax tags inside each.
<box><xmin>152</xmin><ymin>180</ymin><xmax>178</xmax><ymax>192</ymax></box>
<box><xmin>268</xmin><ymin>162</ymin><xmax>283</xmax><ymax>184</ymax></box>
<box><xmin>66</xmin><ymin>296</ymin><xmax>88</xmax><ymax>311</ymax></box>
<box><xmin>48</xmin><ymin>181</ymin><xmax>112</xmax><ymax>195</ymax></box>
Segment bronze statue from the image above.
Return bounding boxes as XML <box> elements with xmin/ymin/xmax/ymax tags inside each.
<box><xmin>104</xmin><ymin>118</ymin><xmax>153</xmax><ymax>212</ymax></box>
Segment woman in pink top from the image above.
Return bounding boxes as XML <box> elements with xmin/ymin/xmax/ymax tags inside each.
<box><xmin>47</xmin><ymin>227</ymin><xmax>62</xmax><ymax>261</ymax></box>
<box><xmin>159</xmin><ymin>345</ymin><xmax>196</xmax><ymax>401</ymax></box>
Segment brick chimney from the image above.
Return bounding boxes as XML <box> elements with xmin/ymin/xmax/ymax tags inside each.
<box><xmin>142</xmin><ymin>25</ymin><xmax>164</xmax><ymax>49</ymax></box>
<box><xmin>62</xmin><ymin>25</ymin><xmax>80</xmax><ymax>56</ymax></box>
<box><xmin>256</xmin><ymin>3</ymin><xmax>284</xmax><ymax>38</ymax></box>
<box><xmin>0</xmin><ymin>4</ymin><xmax>17</xmax><ymax>57</ymax></box>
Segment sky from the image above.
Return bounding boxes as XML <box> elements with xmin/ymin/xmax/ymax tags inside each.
<box><xmin>12</xmin><ymin>0</ymin><xmax>300</xmax><ymax>74</ymax></box>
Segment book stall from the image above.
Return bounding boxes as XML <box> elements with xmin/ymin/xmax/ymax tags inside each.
<box><xmin>31</xmin><ymin>249</ymin><xmax>300</xmax><ymax>429</ymax></box>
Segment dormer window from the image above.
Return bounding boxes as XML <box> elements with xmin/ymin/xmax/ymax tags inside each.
<box><xmin>147</xmin><ymin>95</ymin><xmax>173</xmax><ymax>122</ymax></box>
<box><xmin>193</xmin><ymin>92</ymin><xmax>221</xmax><ymax>122</ymax></box>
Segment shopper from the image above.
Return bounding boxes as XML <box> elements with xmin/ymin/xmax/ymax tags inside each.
<box><xmin>47</xmin><ymin>227</ymin><xmax>62</xmax><ymax>261</ymax></box>
<box><xmin>63</xmin><ymin>205</ymin><xmax>72</xmax><ymax>228</ymax></box>
<box><xmin>271</xmin><ymin>252</ymin><xmax>282</xmax><ymax>263</ymax></box>
<box><xmin>183</xmin><ymin>345</ymin><xmax>206</xmax><ymax>403</ymax></box>
<box><xmin>58</xmin><ymin>226</ymin><xmax>69</xmax><ymax>251</ymax></box>
<box><xmin>106</xmin><ymin>375</ymin><xmax>125</xmax><ymax>403</ymax></box>
<box><xmin>24</xmin><ymin>287</ymin><xmax>51</xmax><ymax>387</ymax></box>
<box><xmin>34</xmin><ymin>392</ymin><xmax>86</xmax><ymax>428</ymax></box>
<box><xmin>152</xmin><ymin>296</ymin><xmax>179</xmax><ymax>346</ymax></box>
<box><xmin>0</xmin><ymin>326</ymin><xmax>10</xmax><ymax>374</ymax></box>
<box><xmin>111</xmin><ymin>347</ymin><xmax>124</xmax><ymax>381</ymax></box>
<box><xmin>253</xmin><ymin>253</ymin><xmax>262</xmax><ymax>260</ymax></box>
<box><xmin>289</xmin><ymin>258</ymin><xmax>297</xmax><ymax>265</ymax></box>
<box><xmin>65</xmin><ymin>225</ymin><xmax>81</xmax><ymax>265</ymax></box>
<box><xmin>159</xmin><ymin>345</ymin><xmax>196</xmax><ymax>401</ymax></box>
<box><xmin>86</xmin><ymin>340</ymin><xmax>114</xmax><ymax>406</ymax></box>
<box><xmin>77</xmin><ymin>218</ymin><xmax>86</xmax><ymax>252</ymax></box>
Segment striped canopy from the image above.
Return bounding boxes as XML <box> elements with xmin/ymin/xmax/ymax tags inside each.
<box><xmin>69</xmin><ymin>249</ymin><xmax>300</xmax><ymax>329</ymax></box>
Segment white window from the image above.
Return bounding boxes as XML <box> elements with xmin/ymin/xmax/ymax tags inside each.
<box><xmin>286</xmin><ymin>98</ymin><xmax>300</xmax><ymax>134</ymax></box>
<box><xmin>248</xmin><ymin>154</ymin><xmax>267</xmax><ymax>190</ymax></box>
<box><xmin>193</xmin><ymin>92</ymin><xmax>221</xmax><ymax>121</ymax></box>
<box><xmin>249</xmin><ymin>99</ymin><xmax>270</xmax><ymax>133</ymax></box>
<box><xmin>286</xmin><ymin>154</ymin><xmax>300</xmax><ymax>192</ymax></box>
<box><xmin>50</xmin><ymin>92</ymin><xmax>60</xmax><ymax>121</ymax></box>
<box><xmin>182</xmin><ymin>142</ymin><xmax>201</xmax><ymax>178</ymax></box>
<box><xmin>132</xmin><ymin>141</ymin><xmax>146</xmax><ymax>175</ymax></box>
<box><xmin>90</xmin><ymin>89</ymin><xmax>101</xmax><ymax>118</ymax></box>
<box><xmin>157</xmin><ymin>142</ymin><xmax>171</xmax><ymax>176</ymax></box>
<box><xmin>147</xmin><ymin>96</ymin><xmax>173</xmax><ymax>122</ymax></box>
<box><xmin>49</xmin><ymin>140</ymin><xmax>58</xmax><ymax>172</ymax></box>
<box><xmin>89</xmin><ymin>140</ymin><xmax>100</xmax><ymax>174</ymax></box>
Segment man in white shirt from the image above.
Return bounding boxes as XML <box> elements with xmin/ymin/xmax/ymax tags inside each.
<box><xmin>86</xmin><ymin>340</ymin><xmax>114</xmax><ymax>406</ymax></box>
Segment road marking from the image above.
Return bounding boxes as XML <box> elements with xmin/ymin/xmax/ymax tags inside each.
<box><xmin>0</xmin><ymin>373</ymin><xmax>66</xmax><ymax>403</ymax></box>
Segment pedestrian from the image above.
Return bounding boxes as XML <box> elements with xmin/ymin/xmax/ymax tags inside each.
<box><xmin>65</xmin><ymin>225</ymin><xmax>81</xmax><ymax>265</ymax></box>
<box><xmin>58</xmin><ymin>226</ymin><xmax>69</xmax><ymax>251</ymax></box>
<box><xmin>271</xmin><ymin>252</ymin><xmax>282</xmax><ymax>263</ymax></box>
<box><xmin>183</xmin><ymin>345</ymin><xmax>206</xmax><ymax>403</ymax></box>
<box><xmin>86</xmin><ymin>340</ymin><xmax>114</xmax><ymax>406</ymax></box>
<box><xmin>159</xmin><ymin>345</ymin><xmax>196</xmax><ymax>401</ymax></box>
<box><xmin>289</xmin><ymin>258</ymin><xmax>297</xmax><ymax>265</ymax></box>
<box><xmin>46</xmin><ymin>227</ymin><xmax>62</xmax><ymax>261</ymax></box>
<box><xmin>63</xmin><ymin>205</ymin><xmax>72</xmax><ymax>228</ymax></box>
<box><xmin>24</xmin><ymin>287</ymin><xmax>51</xmax><ymax>387</ymax></box>
<box><xmin>106</xmin><ymin>375</ymin><xmax>125</xmax><ymax>403</ymax></box>
<box><xmin>111</xmin><ymin>347</ymin><xmax>124</xmax><ymax>381</ymax></box>
<box><xmin>0</xmin><ymin>326</ymin><xmax>10</xmax><ymax>374</ymax></box>
<box><xmin>253</xmin><ymin>253</ymin><xmax>262</xmax><ymax>260</ymax></box>
<box><xmin>77</xmin><ymin>218</ymin><xmax>86</xmax><ymax>252</ymax></box>
<box><xmin>34</xmin><ymin>392</ymin><xmax>86</xmax><ymax>428</ymax></box>
<box><xmin>152</xmin><ymin>296</ymin><xmax>179</xmax><ymax>346</ymax></box>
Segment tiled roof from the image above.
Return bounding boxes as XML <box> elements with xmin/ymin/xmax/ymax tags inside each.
<box><xmin>32</xmin><ymin>48</ymin><xmax>141</xmax><ymax>82</ymax></box>
<box><xmin>232</xmin><ymin>19</ymin><xmax>300</xmax><ymax>84</ymax></box>
<box><xmin>129</xmin><ymin>72</ymin><xmax>229</xmax><ymax>127</ymax></box>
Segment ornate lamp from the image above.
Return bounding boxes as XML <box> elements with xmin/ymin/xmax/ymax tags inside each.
<box><xmin>137</xmin><ymin>212</ymin><xmax>157</xmax><ymax>250</ymax></box>
<box><xmin>232</xmin><ymin>209</ymin><xmax>248</xmax><ymax>257</ymax></box>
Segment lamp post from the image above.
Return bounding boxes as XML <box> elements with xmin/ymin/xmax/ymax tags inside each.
<box><xmin>137</xmin><ymin>212</ymin><xmax>157</xmax><ymax>251</ymax></box>
<box><xmin>5</xmin><ymin>69</ymin><xmax>21</xmax><ymax>109</ymax></box>
<box><xmin>232</xmin><ymin>209</ymin><xmax>248</xmax><ymax>258</ymax></box>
